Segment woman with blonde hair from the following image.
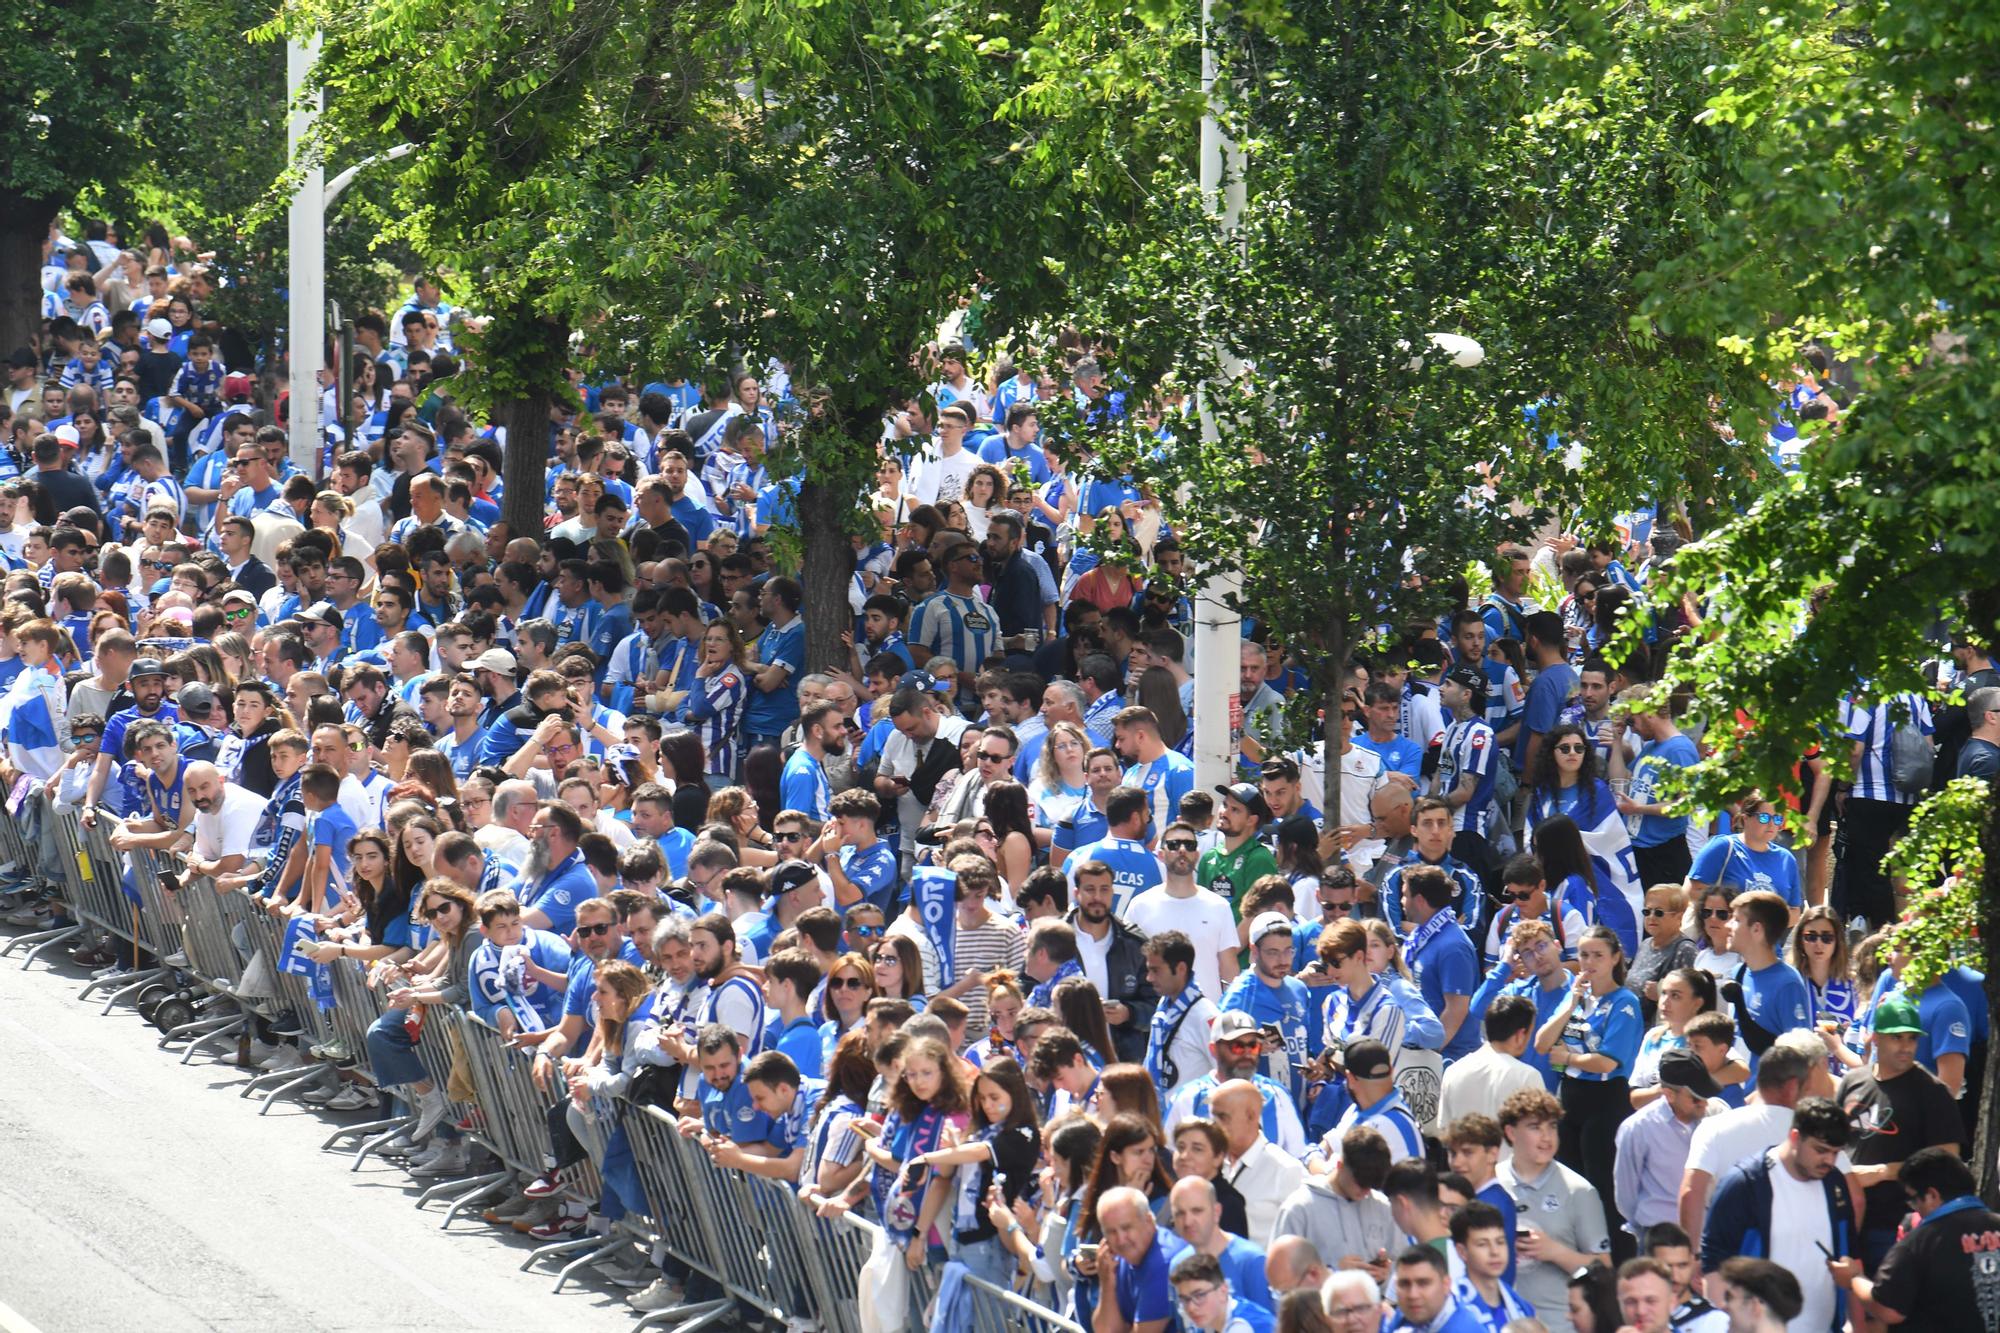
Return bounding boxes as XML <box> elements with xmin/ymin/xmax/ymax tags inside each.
<box><xmin>1629</xmin><ymin>882</ymin><xmax>1698</xmax><ymax>1023</ymax></box>
<box><xmin>1030</xmin><ymin>720</ymin><xmax>1091</xmax><ymax>831</ymax></box>
<box><xmin>1363</xmin><ymin>917</ymin><xmax>1445</xmax><ymax>1049</ymax></box>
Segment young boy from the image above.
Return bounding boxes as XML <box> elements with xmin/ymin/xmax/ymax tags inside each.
<box><xmin>1444</xmin><ymin>1114</ymin><xmax>1519</xmax><ymax>1285</ymax></box>
<box><xmin>245</xmin><ymin>730</ymin><xmax>311</xmax><ymax>895</ymax></box>
<box><xmin>165</xmin><ymin>335</ymin><xmax>225</xmax><ymax>465</ymax></box>
<box><xmin>760</xmin><ymin>949</ymin><xmax>826</xmax><ymax>1079</ymax></box>
<box><xmin>1683</xmin><ymin>1010</ymin><xmax>1751</xmax><ymax>1108</ymax></box>
<box><xmin>1483</xmin><ymin>854</ymin><xmax>1585</xmax><ymax>967</ymax></box>
<box><xmin>266</xmin><ymin>763</ymin><xmax>355</xmax><ymax>916</ymax></box>
<box><xmin>1450</xmin><ymin>1201</ymin><xmax>1536</xmax><ymax>1332</ymax></box>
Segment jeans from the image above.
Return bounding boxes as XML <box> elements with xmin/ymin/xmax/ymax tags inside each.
<box><xmin>366</xmin><ymin>1008</ymin><xmax>460</xmax><ymax>1140</ymax></box>
<box><xmin>952</xmin><ymin>1234</ymin><xmax>1016</xmax><ymax>1290</ymax></box>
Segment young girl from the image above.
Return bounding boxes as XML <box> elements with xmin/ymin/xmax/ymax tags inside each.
<box><xmin>1687</xmin><ymin>884</ymin><xmax>1741</xmax><ymax>981</ymax></box>
<box><xmin>966</xmin><ymin>971</ymin><xmax>1025</xmax><ymax>1067</ymax></box>
<box><xmin>858</xmin><ymin>1035</ymin><xmax>971</xmax><ymax>1269</ymax></box>
<box><xmin>914</xmin><ymin>1056</ymin><xmax>1043</xmax><ymax>1294</ymax></box>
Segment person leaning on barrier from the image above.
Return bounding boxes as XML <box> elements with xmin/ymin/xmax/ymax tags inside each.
<box><xmin>704</xmin><ymin>1049</ymin><xmax>826</xmax><ymax>1182</ymax></box>
<box><xmin>105</xmin><ymin>718</ymin><xmax>189</xmax><ymax>856</ymax></box>
<box><xmin>677</xmin><ymin>1023</ymin><xmax>783</xmax><ymax>1155</ymax></box>
<box><xmin>363</xmin><ymin>879</ymin><xmax>482</xmax><ymax>1154</ymax></box>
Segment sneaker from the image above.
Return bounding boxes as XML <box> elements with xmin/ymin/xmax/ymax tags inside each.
<box><xmin>161</xmin><ymin>950</ymin><xmax>189</xmax><ymax>968</ymax></box>
<box><xmin>525</xmin><ymin>1204</ymin><xmax>587</xmax><ymax>1239</ymax></box>
<box><xmin>409</xmin><ymin>1140</ymin><xmax>471</xmax><ymax>1178</ymax></box>
<box><xmin>410</xmin><ymin>1086</ymin><xmax>449</xmax><ymax>1142</ymax></box>
<box><xmin>599</xmin><ymin>1257</ymin><xmax>656</xmax><ymax>1289</ymax></box>
<box><xmin>70</xmin><ymin>946</ymin><xmax>114</xmax><ymax>966</ymax></box>
<box><xmin>522</xmin><ymin>1169</ymin><xmax>564</xmax><ymax>1199</ymax></box>
<box><xmin>244</xmin><ymin>1039</ymin><xmax>280</xmax><ymax>1066</ymax></box>
<box><xmin>301</xmin><ymin>1081</ymin><xmax>346</xmax><ymax>1106</ymax></box>
<box><xmin>375</xmin><ymin>1131</ymin><xmax>422</xmax><ymax>1157</ymax></box>
<box><xmin>482</xmin><ymin>1192</ymin><xmax>537</xmax><ymax>1225</ymax></box>
<box><xmin>5</xmin><ymin>907</ymin><xmax>53</xmax><ymax>928</ymax></box>
<box><xmin>323</xmin><ymin>1084</ymin><xmax>380</xmax><ymax>1111</ymax></box>
<box><xmin>259</xmin><ymin>1045</ymin><xmax>305</xmax><ymax>1073</ymax></box>
<box><xmin>511</xmin><ymin>1197</ymin><xmax>562</xmax><ymax>1233</ymax></box>
<box><xmin>94</xmin><ymin>961</ymin><xmax>133</xmax><ymax>979</ymax></box>
<box><xmin>308</xmin><ymin>1037</ymin><xmax>351</xmax><ymax>1062</ymax></box>
<box><xmin>629</xmin><ymin>1278</ymin><xmax>687</xmax><ymax>1312</ymax></box>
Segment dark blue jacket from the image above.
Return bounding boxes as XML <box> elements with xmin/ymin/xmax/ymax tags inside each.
<box><xmin>1701</xmin><ymin>1150</ymin><xmax>1854</xmax><ymax>1330</ymax></box>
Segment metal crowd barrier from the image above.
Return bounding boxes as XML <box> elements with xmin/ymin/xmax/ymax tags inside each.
<box><xmin>4</xmin><ymin>795</ymin><xmax>1089</xmax><ymax>1333</ymax></box>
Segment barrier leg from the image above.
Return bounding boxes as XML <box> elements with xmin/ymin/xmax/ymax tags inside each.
<box><xmin>519</xmin><ymin>1231</ymin><xmax>607</xmax><ymax>1273</ymax></box>
<box><xmin>416</xmin><ymin>1168</ymin><xmax>508</xmax><ymax>1208</ymax></box>
<box><xmin>16</xmin><ymin>922</ymin><xmax>82</xmax><ymax>967</ymax></box>
<box><xmin>322</xmin><ymin>1113</ymin><xmax>406</xmax><ymax>1151</ymax></box>
<box><xmin>632</xmin><ymin>1301</ymin><xmax>735</xmax><ymax>1333</ymax></box>
<box><xmin>439</xmin><ymin>1175</ymin><xmax>515</xmax><ymax>1231</ymax></box>
<box><xmin>257</xmin><ymin>1066</ymin><xmax>329</xmax><ymax>1114</ymax></box>
<box><xmin>553</xmin><ymin>1234</ymin><xmax>632</xmax><ymax>1293</ymax></box>
<box><xmin>351</xmin><ymin>1119</ymin><xmax>418</xmax><ymax>1171</ymax></box>
<box><xmin>175</xmin><ymin>1014</ymin><xmax>247</xmax><ymax>1064</ymax></box>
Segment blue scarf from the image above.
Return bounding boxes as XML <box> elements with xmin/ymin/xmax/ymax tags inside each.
<box><xmin>873</xmin><ymin>1103</ymin><xmax>950</xmax><ymax>1244</ymax></box>
<box><xmin>1145</xmin><ymin>984</ymin><xmax>1204</xmax><ymax>1088</ymax></box>
<box><xmin>1405</xmin><ymin>904</ymin><xmax>1458</xmax><ymax>961</ymax></box>
<box><xmin>1029</xmin><ymin>958</ymin><xmax>1083</xmax><ymax>1009</ymax></box>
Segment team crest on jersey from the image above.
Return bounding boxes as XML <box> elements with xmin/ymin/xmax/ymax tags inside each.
<box><xmin>721</xmin><ymin>672</ymin><xmax>739</xmax><ymax>688</ymax></box>
<box><xmin>1469</xmin><ymin>733</ymin><xmax>1487</xmax><ymax>747</ymax></box>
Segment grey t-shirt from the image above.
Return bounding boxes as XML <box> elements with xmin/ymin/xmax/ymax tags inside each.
<box><xmin>1497</xmin><ymin>1158</ymin><xmax>1610</xmax><ymax>1333</ymax></box>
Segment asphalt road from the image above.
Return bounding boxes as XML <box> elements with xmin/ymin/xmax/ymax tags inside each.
<box><xmin>0</xmin><ymin>934</ymin><xmax>643</xmax><ymax>1333</ymax></box>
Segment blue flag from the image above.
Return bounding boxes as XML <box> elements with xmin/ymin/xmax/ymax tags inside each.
<box><xmin>909</xmin><ymin>865</ymin><xmax>957</xmax><ymax>981</ymax></box>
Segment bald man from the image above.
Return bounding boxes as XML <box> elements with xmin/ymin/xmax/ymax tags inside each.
<box><xmin>1170</xmin><ymin>1176</ymin><xmax>1276</xmax><ymax>1310</ymax></box>
<box><xmin>182</xmin><ymin>760</ymin><xmax>266</xmax><ymax>883</ymax></box>
<box><xmin>1266</xmin><ymin>1235</ymin><xmax>1332</xmax><ymax>1296</ymax></box>
<box><xmin>1212</xmin><ymin>1079</ymin><xmax>1306</xmax><ymax>1248</ymax></box>
<box><xmin>1098</xmin><ymin>1185</ymin><xmax>1187</xmax><ymax>1333</ymax></box>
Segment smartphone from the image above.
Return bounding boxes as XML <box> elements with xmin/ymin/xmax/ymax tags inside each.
<box><xmin>1075</xmin><ymin>1244</ymin><xmax>1099</xmax><ymax>1266</ymax></box>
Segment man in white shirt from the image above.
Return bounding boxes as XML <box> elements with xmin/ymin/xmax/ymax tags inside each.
<box><xmin>1437</xmin><ymin>994</ymin><xmax>1547</xmax><ymax>1138</ymax></box>
<box><xmin>477</xmin><ymin>778</ymin><xmax>539</xmax><ymax>869</ymax></box>
<box><xmin>180</xmin><ymin>763</ymin><xmax>265</xmax><ymax>883</ymax></box>
<box><xmin>1676</xmin><ymin>1032</ymin><xmax>1844</xmax><ymax>1244</ymax></box>
<box><xmin>1127</xmin><ymin>820</ymin><xmax>1241</xmax><ymax>1000</ymax></box>
<box><xmin>1214</xmin><ymin>1078</ymin><xmax>1308</xmax><ymax>1248</ymax></box>
<box><xmin>908</xmin><ymin>402</ymin><xmax>981</xmax><ymax>504</ymax></box>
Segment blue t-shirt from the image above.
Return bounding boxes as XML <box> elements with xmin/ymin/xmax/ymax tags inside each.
<box><xmin>1689</xmin><ymin>834</ymin><xmax>1802</xmax><ymax>907</ymax></box>
<box><xmin>526</xmin><ymin>850</ymin><xmax>597</xmax><ymax>935</ymax></box>
<box><xmin>306</xmin><ymin>803</ymin><xmax>359</xmax><ymax>905</ymax></box>
<box><xmin>1217</xmin><ymin>972</ymin><xmax>1316</xmax><ymax>1099</ymax></box>
<box><xmin>1053</xmin><ymin>800</ymin><xmax>1110</xmax><ymax>860</ymax></box>
<box><xmin>1557</xmin><ymin>984</ymin><xmax>1643</xmax><ymax>1082</ymax></box>
<box><xmin>838</xmin><ymin>841</ymin><xmax>901</xmax><ymax>916</ymax></box>
<box><xmin>698</xmin><ymin>1075</ymin><xmax>775</xmax><ymax>1144</ymax></box>
<box><xmin>1123</xmin><ymin>750</ymin><xmax>1195</xmax><ymax>834</ymax></box>
<box><xmin>1476</xmin><ymin>1180</ymin><xmax>1521</xmax><ymax>1284</ymax></box>
<box><xmin>1065</xmin><ymin>835</ymin><xmax>1164</xmax><ymax>916</ymax></box>
<box><xmin>1170</xmin><ymin>1235</ymin><xmax>1274</xmax><ymax>1312</ymax></box>
<box><xmin>779</xmin><ymin>746</ymin><xmax>831</xmax><ymax>821</ymax></box>
<box><xmin>1879</xmin><ymin>979</ymin><xmax>1974</xmax><ymax>1072</ymax></box>
<box><xmin>743</xmin><ymin>618</ymin><xmax>806</xmax><ymax>736</ymax></box>
<box><xmin>768</xmin><ymin>1014</ymin><xmax>825</xmax><ymax>1081</ymax></box>
<box><xmin>1353</xmin><ymin>731</ymin><xmax>1424</xmax><ymax>781</ymax></box>
<box><xmin>1518</xmin><ymin>662</ymin><xmax>1576</xmax><ymax>765</ymax></box>
<box><xmin>1627</xmin><ymin>733</ymin><xmax>1700</xmax><ymax>847</ymax></box>
<box><xmin>1738</xmin><ymin>960</ymin><xmax>1813</xmax><ymax>1074</ymax></box>
<box><xmin>1113</xmin><ymin>1231</ymin><xmax>1190</xmax><ymax>1329</ymax></box>
<box><xmin>1407</xmin><ymin>919</ymin><xmax>1482</xmax><ymax>1060</ymax></box>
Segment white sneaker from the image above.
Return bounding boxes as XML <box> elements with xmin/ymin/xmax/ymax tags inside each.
<box><xmin>258</xmin><ymin>1045</ymin><xmax>305</xmax><ymax>1073</ymax></box>
<box><xmin>245</xmin><ymin>1039</ymin><xmax>280</xmax><ymax>1064</ymax></box>
<box><xmin>301</xmin><ymin>1081</ymin><xmax>345</xmax><ymax>1106</ymax></box>
<box><xmin>324</xmin><ymin>1084</ymin><xmax>380</xmax><ymax>1111</ymax></box>
<box><xmin>410</xmin><ymin>1085</ymin><xmax>449</xmax><ymax>1141</ymax></box>
<box><xmin>629</xmin><ymin>1278</ymin><xmax>686</xmax><ymax>1312</ymax></box>
<box><xmin>409</xmin><ymin>1140</ymin><xmax>470</xmax><ymax>1178</ymax></box>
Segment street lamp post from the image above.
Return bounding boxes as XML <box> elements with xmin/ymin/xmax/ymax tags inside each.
<box><xmin>285</xmin><ymin>35</ymin><xmax>325</xmax><ymax>480</ymax></box>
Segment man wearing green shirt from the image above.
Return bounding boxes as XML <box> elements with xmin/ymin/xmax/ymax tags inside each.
<box><xmin>1199</xmin><ymin>783</ymin><xmax>1281</xmax><ymax>912</ymax></box>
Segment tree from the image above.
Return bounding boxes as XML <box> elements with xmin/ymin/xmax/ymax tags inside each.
<box><xmin>1043</xmin><ymin>0</ymin><xmax>1766</xmax><ymax>824</ymax></box>
<box><xmin>1601</xmin><ymin>0</ymin><xmax>2000</xmax><ymax>1196</ymax></box>
<box><xmin>0</xmin><ymin>3</ymin><xmax>171</xmax><ymax>352</ymax></box>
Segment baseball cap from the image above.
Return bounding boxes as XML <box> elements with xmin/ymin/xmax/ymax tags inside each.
<box><xmin>146</xmin><ymin>318</ymin><xmax>172</xmax><ymax>340</ymax></box>
<box><xmin>1210</xmin><ymin>1010</ymin><xmax>1261</xmax><ymax>1043</ymax></box>
<box><xmin>1444</xmin><ymin>663</ymin><xmax>1488</xmax><ymax>698</ymax></box>
<box><xmin>470</xmin><ymin>648</ymin><xmax>518</xmax><ymax>677</ymax></box>
<box><xmin>1343</xmin><ymin>1038</ymin><xmax>1394</xmax><ymax>1081</ymax></box>
<box><xmin>301</xmin><ymin>601</ymin><xmax>344</xmax><ymax>631</ymax></box>
<box><xmin>768</xmin><ymin>860</ymin><xmax>818</xmax><ymax>899</ymax></box>
<box><xmin>53</xmin><ymin>424</ymin><xmax>80</xmax><ymax>446</ymax></box>
<box><xmin>1656</xmin><ymin>1048</ymin><xmax>1722</xmax><ymax>1099</ymax></box>
<box><xmin>1259</xmin><ymin>755</ymin><xmax>1301</xmax><ymax>782</ymax></box>
<box><xmin>129</xmin><ymin>657</ymin><xmax>167</xmax><ymax>680</ymax></box>
<box><xmin>1248</xmin><ymin>911</ymin><xmax>1293</xmax><ymax>947</ymax></box>
<box><xmin>222</xmin><ymin>372</ymin><xmax>254</xmax><ymax>401</ymax></box>
<box><xmin>1872</xmin><ymin>993</ymin><xmax>1924</xmax><ymax>1036</ymax></box>
<box><xmin>221</xmin><ymin>588</ymin><xmax>257</xmax><ymax>607</ymax></box>
<box><xmin>898</xmin><ymin>669</ymin><xmax>950</xmax><ymax>694</ymax></box>
<box><xmin>1216</xmin><ymin>782</ymin><xmax>1274</xmax><ymax>822</ymax></box>
<box><xmin>176</xmin><ymin>682</ymin><xmax>219</xmax><ymax>716</ymax></box>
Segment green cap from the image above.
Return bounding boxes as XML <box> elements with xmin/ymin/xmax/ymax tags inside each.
<box><xmin>1872</xmin><ymin>993</ymin><xmax>1924</xmax><ymax>1036</ymax></box>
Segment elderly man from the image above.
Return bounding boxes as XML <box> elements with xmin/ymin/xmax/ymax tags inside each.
<box><xmin>1320</xmin><ymin>1270</ymin><xmax>1387</xmax><ymax>1333</ymax></box>
<box><xmin>1095</xmin><ymin>1185</ymin><xmax>1189</xmax><ymax>1333</ymax></box>
<box><xmin>518</xmin><ymin>802</ymin><xmax>597</xmax><ymax>935</ymax></box>
<box><xmin>1264</xmin><ymin>1235</ymin><xmax>1331</xmax><ymax>1299</ymax></box>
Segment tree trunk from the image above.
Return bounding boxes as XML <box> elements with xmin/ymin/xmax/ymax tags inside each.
<box><xmin>482</xmin><ymin>306</ymin><xmax>571</xmax><ymax>542</ymax></box>
<box><xmin>0</xmin><ymin>199</ymin><xmax>62</xmax><ymax>362</ymax></box>
<box><xmin>1977</xmin><ymin>779</ymin><xmax>2000</xmax><ymax>1203</ymax></box>
<box><xmin>1323</xmin><ymin>617</ymin><xmax>1348</xmax><ymax>838</ymax></box>
<box><xmin>498</xmin><ymin>386</ymin><xmax>555</xmax><ymax>540</ymax></box>
<box><xmin>795</xmin><ymin>473</ymin><xmax>854</xmax><ymax>677</ymax></box>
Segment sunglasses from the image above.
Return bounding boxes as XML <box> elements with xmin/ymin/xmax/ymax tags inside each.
<box><xmin>1162</xmin><ymin>839</ymin><xmax>1198</xmax><ymax>852</ymax></box>
<box><xmin>225</xmin><ymin>607</ymin><xmax>254</xmax><ymax>622</ymax></box>
<box><xmin>829</xmin><ymin>975</ymin><xmax>870</xmax><ymax>990</ymax></box>
<box><xmin>1751</xmin><ymin>811</ymin><xmax>1782</xmax><ymax>825</ymax></box>
<box><xmin>977</xmin><ymin>751</ymin><xmax>1012</xmax><ymax>762</ymax></box>
<box><xmin>849</xmin><ymin>923</ymin><xmax>883</xmax><ymax>938</ymax></box>
<box><xmin>574</xmin><ymin>921</ymin><xmax>612</xmax><ymax>938</ymax></box>
<box><xmin>1700</xmin><ymin>907</ymin><xmax>1732</xmax><ymax>920</ymax></box>
<box><xmin>71</xmin><ymin>731</ymin><xmax>102</xmax><ymax>743</ymax></box>
<box><xmin>422</xmin><ymin>903</ymin><xmax>451</xmax><ymax>919</ymax></box>
<box><xmin>873</xmin><ymin>953</ymin><xmax>901</xmax><ymax>966</ymax></box>
<box><xmin>1553</xmin><ymin>743</ymin><xmax>1586</xmax><ymax>755</ymax></box>
<box><xmin>1499</xmin><ymin>888</ymin><xmax>1535</xmax><ymax>902</ymax></box>
<box><xmin>1642</xmin><ymin>907</ymin><xmax>1670</xmax><ymax>918</ymax></box>
<box><xmin>1800</xmin><ymin>931</ymin><xmax>1837</xmax><ymax>944</ymax></box>
<box><xmin>775</xmin><ymin>830</ymin><xmax>807</xmax><ymax>843</ymax></box>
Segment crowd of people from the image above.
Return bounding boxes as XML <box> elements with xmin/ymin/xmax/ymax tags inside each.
<box><xmin>2</xmin><ymin>220</ymin><xmax>1997</xmax><ymax>1333</ymax></box>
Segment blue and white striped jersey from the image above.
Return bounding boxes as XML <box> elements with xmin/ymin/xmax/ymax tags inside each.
<box><xmin>1436</xmin><ymin>716</ymin><xmax>1499</xmax><ymax>835</ymax></box>
<box><xmin>1841</xmin><ymin>693</ymin><xmax>1934</xmax><ymax>804</ymax></box>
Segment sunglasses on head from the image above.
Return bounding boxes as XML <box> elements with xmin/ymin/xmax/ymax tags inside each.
<box><xmin>574</xmin><ymin>921</ymin><xmax>612</xmax><ymax>938</ymax></box>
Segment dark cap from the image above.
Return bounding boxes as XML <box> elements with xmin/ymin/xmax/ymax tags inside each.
<box><xmin>175</xmin><ymin>682</ymin><xmax>219</xmax><ymax>716</ymax></box>
<box><xmin>301</xmin><ymin>601</ymin><xmax>344</xmax><ymax>631</ymax></box>
<box><xmin>129</xmin><ymin>657</ymin><xmax>167</xmax><ymax>680</ymax></box>
<box><xmin>1656</xmin><ymin>1048</ymin><xmax>1722</xmax><ymax>1099</ymax></box>
<box><xmin>768</xmin><ymin>859</ymin><xmax>818</xmax><ymax>899</ymax></box>
<box><xmin>1215</xmin><ymin>781</ymin><xmax>1273</xmax><ymax>822</ymax></box>
<box><xmin>898</xmin><ymin>669</ymin><xmax>950</xmax><ymax>694</ymax></box>
<box><xmin>1259</xmin><ymin>755</ymin><xmax>1301</xmax><ymax>782</ymax></box>
<box><xmin>1443</xmin><ymin>663</ymin><xmax>1488</xmax><ymax>699</ymax></box>
<box><xmin>1343</xmin><ymin>1038</ymin><xmax>1394</xmax><ymax>1081</ymax></box>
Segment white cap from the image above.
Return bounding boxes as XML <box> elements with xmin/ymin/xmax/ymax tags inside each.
<box><xmin>1248</xmin><ymin>911</ymin><xmax>1294</xmax><ymax>947</ymax></box>
<box><xmin>146</xmin><ymin>318</ymin><xmax>172</xmax><ymax>339</ymax></box>
<box><xmin>52</xmin><ymin>424</ymin><xmax>80</xmax><ymax>446</ymax></box>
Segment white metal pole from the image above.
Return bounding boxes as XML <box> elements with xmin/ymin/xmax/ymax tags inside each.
<box><xmin>286</xmin><ymin>34</ymin><xmax>326</xmax><ymax>480</ymax></box>
<box><xmin>1191</xmin><ymin>0</ymin><xmax>1247</xmax><ymax>792</ymax></box>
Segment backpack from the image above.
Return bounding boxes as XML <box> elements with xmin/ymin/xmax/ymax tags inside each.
<box><xmin>1889</xmin><ymin>712</ymin><xmax>1934</xmax><ymax>794</ymax></box>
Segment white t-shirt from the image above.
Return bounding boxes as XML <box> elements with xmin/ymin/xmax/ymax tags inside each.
<box><xmin>1763</xmin><ymin>1147</ymin><xmax>1836</xmax><ymax>1333</ymax></box>
<box><xmin>193</xmin><ymin>783</ymin><xmax>266</xmax><ymax>862</ymax></box>
<box><xmin>909</xmin><ymin>446</ymin><xmax>980</xmax><ymax>506</ymax></box>
<box><xmin>1298</xmin><ymin>741</ymin><xmax>1387</xmax><ymax>870</ymax></box>
<box><xmin>1686</xmin><ymin>1103</ymin><xmax>1853</xmax><ymax>1182</ymax></box>
<box><xmin>1075</xmin><ymin>922</ymin><xmax>1115</xmax><ymax>995</ymax></box>
<box><xmin>1125</xmin><ymin>885</ymin><xmax>1238</xmax><ymax>1000</ymax></box>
